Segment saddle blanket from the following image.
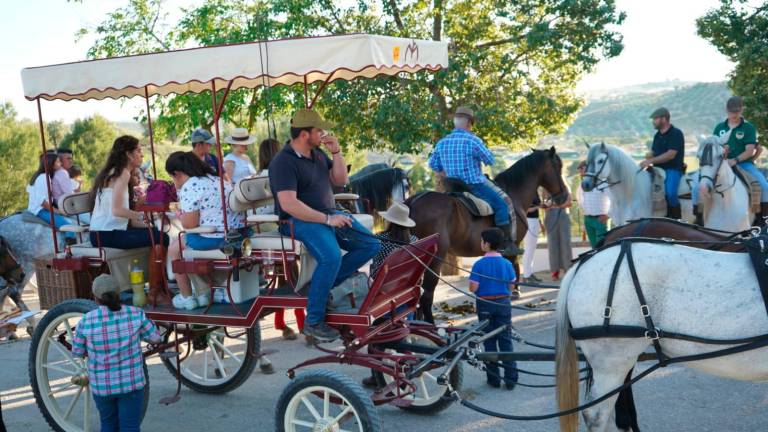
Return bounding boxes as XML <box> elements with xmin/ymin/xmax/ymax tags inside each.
<box><xmin>733</xmin><ymin>165</ymin><xmax>762</xmax><ymax>214</ymax></box>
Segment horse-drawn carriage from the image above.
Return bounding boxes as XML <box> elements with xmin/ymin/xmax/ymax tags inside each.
<box><xmin>20</xmin><ymin>34</ymin><xmax>473</xmax><ymax>432</ymax></box>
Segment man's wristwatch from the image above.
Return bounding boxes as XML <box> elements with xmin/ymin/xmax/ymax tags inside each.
<box><xmin>325</xmin><ymin>214</ymin><xmax>332</xmax><ymax>226</ymax></box>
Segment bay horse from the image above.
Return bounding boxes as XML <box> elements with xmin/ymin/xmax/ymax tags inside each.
<box><xmin>556</xmin><ymin>238</ymin><xmax>768</xmax><ymax>431</ymax></box>
<box><xmin>407</xmin><ymin>147</ymin><xmax>569</xmax><ymax>323</ymax></box>
<box><xmin>0</xmin><ymin>235</ymin><xmax>33</xmax><ymax>337</ymax></box>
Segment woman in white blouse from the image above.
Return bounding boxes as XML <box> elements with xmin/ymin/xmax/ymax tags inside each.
<box><xmin>27</xmin><ymin>153</ymin><xmax>76</xmax><ymax>242</ymax></box>
<box><xmin>223</xmin><ymin>128</ymin><xmax>257</xmax><ymax>184</ymax></box>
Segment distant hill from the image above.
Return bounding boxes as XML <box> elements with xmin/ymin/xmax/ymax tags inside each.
<box><xmin>568</xmin><ymin>82</ymin><xmax>731</xmax><ymax>139</ymax></box>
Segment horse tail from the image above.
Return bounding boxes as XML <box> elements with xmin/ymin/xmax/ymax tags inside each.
<box><xmin>556</xmin><ymin>266</ymin><xmax>579</xmax><ymax>432</ymax></box>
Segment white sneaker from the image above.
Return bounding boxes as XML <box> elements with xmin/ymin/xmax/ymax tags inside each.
<box><xmin>196</xmin><ymin>292</ymin><xmax>210</xmax><ymax>308</ymax></box>
<box><xmin>172</xmin><ymin>294</ymin><xmax>198</xmax><ymax>310</ymax></box>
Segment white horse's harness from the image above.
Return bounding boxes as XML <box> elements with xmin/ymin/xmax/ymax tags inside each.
<box><xmin>699</xmin><ymin>142</ymin><xmax>737</xmax><ymax>197</ymax></box>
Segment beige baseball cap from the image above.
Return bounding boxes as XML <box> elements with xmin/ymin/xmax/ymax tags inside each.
<box><xmin>454</xmin><ymin>106</ymin><xmax>475</xmax><ymax>120</ymax></box>
<box><xmin>92</xmin><ymin>274</ymin><xmax>120</xmax><ymax>298</ymax></box>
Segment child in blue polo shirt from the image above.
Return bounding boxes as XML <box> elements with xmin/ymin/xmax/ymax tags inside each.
<box><xmin>469</xmin><ymin>228</ymin><xmax>519</xmax><ymax>389</ymax></box>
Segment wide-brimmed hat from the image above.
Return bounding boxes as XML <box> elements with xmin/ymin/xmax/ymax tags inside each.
<box><xmin>224</xmin><ymin>128</ymin><xmax>256</xmax><ymax>145</ymax></box>
<box><xmin>378</xmin><ymin>202</ymin><xmax>415</xmax><ymax>227</ymax></box>
<box><xmin>92</xmin><ymin>274</ymin><xmax>120</xmax><ymax>298</ymax></box>
<box><xmin>190</xmin><ymin>128</ymin><xmax>216</xmax><ymax>145</ymax></box>
<box><xmin>291</xmin><ymin>109</ymin><xmax>335</xmax><ymax>130</ymax></box>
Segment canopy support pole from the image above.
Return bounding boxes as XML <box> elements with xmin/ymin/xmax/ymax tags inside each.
<box><xmin>308</xmin><ymin>71</ymin><xmax>335</xmax><ymax>109</ymax></box>
<box><xmin>303</xmin><ymin>76</ymin><xmax>309</xmax><ymax>108</ymax></box>
<box><xmin>210</xmin><ymin>81</ymin><xmax>230</xmax><ymax>234</ymax></box>
<box><xmin>144</xmin><ymin>86</ymin><xmax>158</xmax><ymax>180</ymax></box>
<box><xmin>36</xmin><ymin>98</ymin><xmax>59</xmax><ymax>254</ymax></box>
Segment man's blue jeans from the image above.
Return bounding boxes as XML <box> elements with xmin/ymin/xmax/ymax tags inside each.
<box><xmin>36</xmin><ymin>209</ymin><xmax>75</xmax><ymax>239</ymax></box>
<box><xmin>92</xmin><ymin>388</ymin><xmax>144</xmax><ymax>432</ymax></box>
<box><xmin>663</xmin><ymin>168</ymin><xmax>683</xmax><ymax>207</ymax></box>
<box><xmin>476</xmin><ymin>298</ymin><xmax>518</xmax><ymax>386</ymax></box>
<box><xmin>737</xmin><ymin>161</ymin><xmax>768</xmax><ymax>202</ymax></box>
<box><xmin>468</xmin><ymin>180</ymin><xmax>511</xmax><ymax>226</ymax></box>
<box><xmin>281</xmin><ymin>212</ymin><xmax>381</xmax><ymax>325</ymax></box>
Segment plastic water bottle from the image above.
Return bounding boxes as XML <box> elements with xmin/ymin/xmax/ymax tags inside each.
<box><xmin>129</xmin><ymin>259</ymin><xmax>147</xmax><ymax>307</ymax></box>
<box><xmin>263</xmin><ymin>249</ymin><xmax>275</xmax><ymax>278</ymax></box>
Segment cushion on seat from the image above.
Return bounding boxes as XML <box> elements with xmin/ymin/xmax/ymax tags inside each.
<box><xmin>60</xmin><ymin>192</ymin><xmax>92</xmax><ymax>216</ymax></box>
<box><xmin>250</xmin><ymin>233</ymin><xmax>303</xmax><ymax>254</ymax></box>
<box><xmin>334</xmin><ymin>193</ymin><xmax>360</xmax><ymax>201</ymax></box>
<box><xmin>235</xmin><ymin>176</ymin><xmax>272</xmax><ymax>202</ymax></box>
<box><xmin>352</xmin><ymin>214</ymin><xmax>374</xmax><ymax>230</ymax></box>
<box><xmin>70</xmin><ymin>244</ymin><xmax>150</xmax><ymax>260</ymax></box>
<box><xmin>182</xmin><ymin>249</ymin><xmax>228</xmax><ymax>260</ymax></box>
<box><xmin>185</xmin><ymin>226</ymin><xmax>217</xmax><ymax>234</ymax></box>
<box><xmin>60</xmin><ymin>224</ymin><xmax>89</xmax><ymax>233</ymax></box>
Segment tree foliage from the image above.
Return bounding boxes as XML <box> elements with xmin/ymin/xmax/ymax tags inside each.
<box><xmin>77</xmin><ymin>0</ymin><xmax>624</xmax><ymax>152</ymax></box>
<box><xmin>697</xmin><ymin>1</ymin><xmax>768</xmax><ymax>141</ymax></box>
<box><xmin>0</xmin><ymin>103</ymin><xmax>43</xmax><ymax>214</ymax></box>
<box><xmin>58</xmin><ymin>115</ymin><xmax>119</xmax><ymax>188</ymax></box>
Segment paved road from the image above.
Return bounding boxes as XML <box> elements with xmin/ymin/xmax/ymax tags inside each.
<box><xmin>1</xmin><ymin>276</ymin><xmax>767</xmax><ymax>431</ymax></box>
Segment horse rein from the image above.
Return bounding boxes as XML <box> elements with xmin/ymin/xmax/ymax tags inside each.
<box><xmin>699</xmin><ymin>142</ymin><xmax>736</xmax><ymax>197</ymax></box>
<box><xmin>584</xmin><ymin>149</ymin><xmax>621</xmax><ymax>189</ymax></box>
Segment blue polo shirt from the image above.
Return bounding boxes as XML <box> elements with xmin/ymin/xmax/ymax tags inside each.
<box><xmin>470</xmin><ymin>254</ymin><xmax>516</xmax><ymax>297</ymax></box>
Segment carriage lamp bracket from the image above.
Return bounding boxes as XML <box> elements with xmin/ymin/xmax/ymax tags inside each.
<box><xmin>602</xmin><ymin>306</ymin><xmax>612</xmax><ymax>319</ymax></box>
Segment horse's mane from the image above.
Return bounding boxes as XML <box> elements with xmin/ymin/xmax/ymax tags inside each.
<box><xmin>349</xmin><ymin>167</ymin><xmax>408</xmax><ymax>211</ymax></box>
<box><xmin>494</xmin><ymin>150</ymin><xmax>551</xmax><ymax>190</ymax></box>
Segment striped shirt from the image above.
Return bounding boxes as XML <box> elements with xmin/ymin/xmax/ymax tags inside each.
<box><xmin>428</xmin><ymin>129</ymin><xmax>494</xmax><ymax>185</ymax></box>
<box><xmin>72</xmin><ymin>305</ymin><xmax>161</xmax><ymax>396</ymax></box>
<box><xmin>577</xmin><ymin>185</ymin><xmax>611</xmax><ymax>216</ymax></box>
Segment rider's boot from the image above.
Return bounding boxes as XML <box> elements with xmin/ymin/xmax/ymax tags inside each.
<box><xmin>667</xmin><ymin>205</ymin><xmax>682</xmax><ymax>220</ymax></box>
<box><xmin>693</xmin><ymin>205</ymin><xmax>704</xmax><ymax>226</ymax></box>
<box><xmin>498</xmin><ymin>224</ymin><xmax>524</xmax><ymax>256</ymax></box>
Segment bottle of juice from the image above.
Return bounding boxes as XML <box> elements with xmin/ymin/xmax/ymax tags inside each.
<box><xmin>129</xmin><ymin>259</ymin><xmax>147</xmax><ymax>307</ymax></box>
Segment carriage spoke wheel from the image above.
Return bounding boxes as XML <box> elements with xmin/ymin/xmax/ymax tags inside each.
<box><xmin>375</xmin><ymin>333</ymin><xmax>463</xmax><ymax>414</ymax></box>
<box><xmin>277</xmin><ymin>370</ymin><xmax>381</xmax><ymax>432</ymax></box>
<box><xmin>161</xmin><ymin>325</ymin><xmax>259</xmax><ymax>394</ymax></box>
<box><xmin>28</xmin><ymin>299</ymin><xmax>150</xmax><ymax>432</ymax></box>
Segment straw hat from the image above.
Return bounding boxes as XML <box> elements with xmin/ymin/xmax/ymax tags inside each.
<box><xmin>377</xmin><ymin>202</ymin><xmax>415</xmax><ymax>227</ymax></box>
<box><xmin>224</xmin><ymin>128</ymin><xmax>256</xmax><ymax>145</ymax></box>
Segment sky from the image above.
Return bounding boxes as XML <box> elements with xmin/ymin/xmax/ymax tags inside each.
<box><xmin>0</xmin><ymin>0</ymin><xmax>735</xmax><ymax>123</ymax></box>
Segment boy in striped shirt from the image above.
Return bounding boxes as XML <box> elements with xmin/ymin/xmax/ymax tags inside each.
<box><xmin>72</xmin><ymin>274</ymin><xmax>161</xmax><ymax>431</ymax></box>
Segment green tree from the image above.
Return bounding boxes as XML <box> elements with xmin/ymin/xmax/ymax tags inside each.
<box><xmin>0</xmin><ymin>102</ymin><xmax>43</xmax><ymax>214</ymax></box>
<box><xmin>46</xmin><ymin>120</ymin><xmax>68</xmax><ymax>149</ymax></box>
<box><xmin>697</xmin><ymin>1</ymin><xmax>768</xmax><ymax>140</ymax></box>
<box><xmin>59</xmin><ymin>115</ymin><xmax>119</xmax><ymax>188</ymax></box>
<box><xmin>77</xmin><ymin>0</ymin><xmax>624</xmax><ymax>153</ymax></box>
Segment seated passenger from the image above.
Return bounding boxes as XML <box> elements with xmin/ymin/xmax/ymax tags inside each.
<box><xmin>223</xmin><ymin>128</ymin><xmax>257</xmax><ymax>184</ymax></box>
<box><xmin>51</xmin><ymin>148</ymin><xmax>76</xmax><ymax>206</ymax></box>
<box><xmin>190</xmin><ymin>128</ymin><xmax>220</xmax><ymax>176</ymax></box>
<box><xmin>370</xmin><ymin>202</ymin><xmax>419</xmax><ymax>279</ymax></box>
<box><xmin>165</xmin><ymin>151</ymin><xmax>244</xmax><ymax>310</ymax></box>
<box><xmin>270</xmin><ymin>109</ymin><xmax>380</xmax><ymax>342</ymax></box>
<box><xmin>27</xmin><ymin>153</ymin><xmax>76</xmax><ymax>243</ymax></box>
<box><xmin>90</xmin><ymin>136</ymin><xmax>169</xmax><ymax>249</ymax></box>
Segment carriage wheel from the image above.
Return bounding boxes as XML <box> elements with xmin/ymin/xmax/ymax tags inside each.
<box><xmin>161</xmin><ymin>324</ymin><xmax>259</xmax><ymax>394</ymax></box>
<box><xmin>28</xmin><ymin>299</ymin><xmax>150</xmax><ymax>432</ymax></box>
<box><xmin>374</xmin><ymin>333</ymin><xmax>463</xmax><ymax>414</ymax></box>
<box><xmin>277</xmin><ymin>369</ymin><xmax>381</xmax><ymax>432</ymax></box>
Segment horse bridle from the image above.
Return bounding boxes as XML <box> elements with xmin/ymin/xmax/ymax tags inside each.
<box><xmin>699</xmin><ymin>142</ymin><xmax>736</xmax><ymax>197</ymax></box>
<box><xmin>584</xmin><ymin>148</ymin><xmax>621</xmax><ymax>189</ymax></box>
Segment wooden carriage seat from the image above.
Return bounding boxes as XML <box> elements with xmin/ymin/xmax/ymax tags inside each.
<box><xmin>58</xmin><ymin>191</ymin><xmax>149</xmax><ymax>289</ymax></box>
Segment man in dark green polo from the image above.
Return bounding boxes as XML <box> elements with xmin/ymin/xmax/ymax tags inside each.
<box><xmin>713</xmin><ymin>96</ymin><xmax>767</xmax><ymax>225</ymax></box>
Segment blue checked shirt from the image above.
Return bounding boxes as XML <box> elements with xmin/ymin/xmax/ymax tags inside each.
<box><xmin>428</xmin><ymin>129</ymin><xmax>494</xmax><ymax>185</ymax></box>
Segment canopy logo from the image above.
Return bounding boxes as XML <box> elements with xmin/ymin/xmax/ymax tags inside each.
<box><xmin>392</xmin><ymin>46</ymin><xmax>400</xmax><ymax>62</ymax></box>
<box><xmin>404</xmin><ymin>40</ymin><xmax>419</xmax><ymax>63</ymax></box>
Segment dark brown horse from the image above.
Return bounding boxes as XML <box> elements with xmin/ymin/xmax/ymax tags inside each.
<box><xmin>407</xmin><ymin>147</ymin><xmax>570</xmax><ymax>323</ymax></box>
<box><xmin>0</xmin><ymin>235</ymin><xmax>30</xmax><ymax>338</ymax></box>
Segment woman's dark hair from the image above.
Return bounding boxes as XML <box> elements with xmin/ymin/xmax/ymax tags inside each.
<box><xmin>481</xmin><ymin>228</ymin><xmax>505</xmax><ymax>250</ymax></box>
<box><xmin>98</xmin><ymin>291</ymin><xmax>122</xmax><ymax>312</ymax></box>
<box><xmin>258</xmin><ymin>138</ymin><xmax>281</xmax><ymax>171</ymax></box>
<box><xmin>29</xmin><ymin>153</ymin><xmax>59</xmax><ymax>186</ymax></box>
<box><xmin>165</xmin><ymin>151</ymin><xmax>216</xmax><ymax>178</ymax></box>
<box><xmin>91</xmin><ymin>135</ymin><xmax>140</xmax><ymax>203</ymax></box>
<box><xmin>290</xmin><ymin>126</ymin><xmax>313</xmax><ymax>140</ymax></box>
<box><xmin>385</xmin><ymin>223</ymin><xmax>412</xmax><ymax>244</ymax></box>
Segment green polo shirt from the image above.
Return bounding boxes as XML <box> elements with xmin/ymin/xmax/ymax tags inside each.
<box><xmin>713</xmin><ymin>118</ymin><xmax>758</xmax><ymax>159</ymax></box>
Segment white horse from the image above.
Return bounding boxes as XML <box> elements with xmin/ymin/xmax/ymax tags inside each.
<box><xmin>582</xmin><ymin>142</ymin><xmax>694</xmax><ymax>226</ymax></box>
<box><xmin>696</xmin><ymin>132</ymin><xmax>752</xmax><ymax>232</ymax></box>
<box><xmin>556</xmin><ymin>241</ymin><xmax>768</xmax><ymax>432</ymax></box>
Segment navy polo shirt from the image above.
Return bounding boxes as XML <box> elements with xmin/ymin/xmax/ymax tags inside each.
<box><xmin>268</xmin><ymin>144</ymin><xmax>335</xmax><ymax>220</ymax></box>
<box><xmin>651</xmin><ymin>124</ymin><xmax>685</xmax><ymax>171</ymax></box>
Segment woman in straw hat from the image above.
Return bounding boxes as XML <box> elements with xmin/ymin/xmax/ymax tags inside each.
<box><xmin>223</xmin><ymin>128</ymin><xmax>257</xmax><ymax>184</ymax></box>
<box><xmin>370</xmin><ymin>201</ymin><xmax>419</xmax><ymax>279</ymax></box>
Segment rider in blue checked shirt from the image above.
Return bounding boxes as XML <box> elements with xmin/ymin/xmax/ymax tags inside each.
<box><xmin>428</xmin><ymin>106</ymin><xmax>523</xmax><ymax>255</ymax></box>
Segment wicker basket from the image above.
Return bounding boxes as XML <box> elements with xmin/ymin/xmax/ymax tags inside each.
<box><xmin>34</xmin><ymin>255</ymin><xmax>103</xmax><ymax>310</ymax></box>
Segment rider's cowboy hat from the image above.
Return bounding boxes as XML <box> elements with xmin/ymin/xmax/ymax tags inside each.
<box><xmin>291</xmin><ymin>109</ymin><xmax>335</xmax><ymax>130</ymax></box>
<box><xmin>224</xmin><ymin>128</ymin><xmax>256</xmax><ymax>145</ymax></box>
<box><xmin>92</xmin><ymin>274</ymin><xmax>120</xmax><ymax>298</ymax></box>
<box><xmin>454</xmin><ymin>106</ymin><xmax>475</xmax><ymax>121</ymax></box>
<box><xmin>378</xmin><ymin>202</ymin><xmax>416</xmax><ymax>228</ymax></box>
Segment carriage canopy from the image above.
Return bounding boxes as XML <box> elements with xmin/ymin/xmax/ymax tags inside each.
<box><xmin>21</xmin><ymin>34</ymin><xmax>449</xmax><ymax>102</ymax></box>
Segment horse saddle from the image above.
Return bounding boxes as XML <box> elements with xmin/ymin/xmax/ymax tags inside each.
<box><xmin>732</xmin><ymin>166</ymin><xmax>762</xmax><ymax>214</ymax></box>
<box><xmin>441</xmin><ymin>177</ymin><xmax>494</xmax><ymax>217</ymax></box>
<box><xmin>647</xmin><ymin>167</ymin><xmax>667</xmax><ymax>212</ymax></box>
<box><xmin>21</xmin><ymin>211</ymin><xmax>51</xmax><ymax>227</ymax></box>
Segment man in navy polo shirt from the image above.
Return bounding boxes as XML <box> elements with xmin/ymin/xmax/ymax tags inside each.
<box><xmin>269</xmin><ymin>109</ymin><xmax>380</xmax><ymax>342</ymax></box>
<box><xmin>641</xmin><ymin>107</ymin><xmax>686</xmax><ymax>219</ymax></box>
